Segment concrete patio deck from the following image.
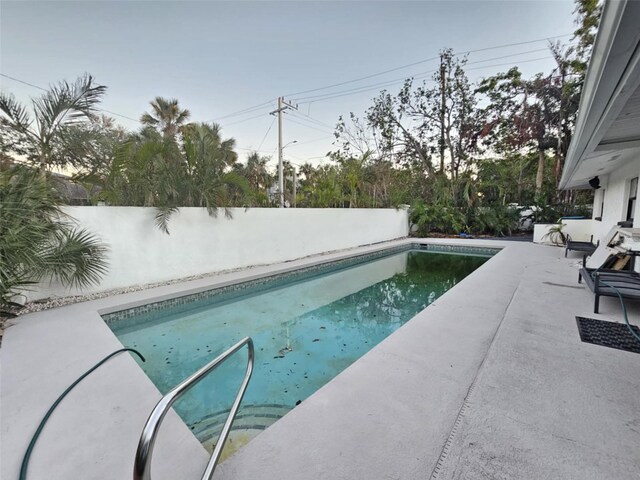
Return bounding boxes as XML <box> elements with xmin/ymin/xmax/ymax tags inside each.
<box><xmin>2</xmin><ymin>239</ymin><xmax>639</xmax><ymax>480</ymax></box>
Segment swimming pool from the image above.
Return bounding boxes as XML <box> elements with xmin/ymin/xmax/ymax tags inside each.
<box><xmin>105</xmin><ymin>245</ymin><xmax>495</xmax><ymax>457</ymax></box>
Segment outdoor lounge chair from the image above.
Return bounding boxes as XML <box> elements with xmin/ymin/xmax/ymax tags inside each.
<box><xmin>565</xmin><ymin>234</ymin><xmax>597</xmax><ymax>258</ymax></box>
<box><xmin>579</xmin><ymin>251</ymin><xmax>640</xmax><ymax>313</ymax></box>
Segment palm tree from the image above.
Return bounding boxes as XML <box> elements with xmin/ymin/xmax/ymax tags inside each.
<box><xmin>337</xmin><ymin>153</ymin><xmax>371</xmax><ymax>208</ymax></box>
<box><xmin>282</xmin><ymin>160</ymin><xmax>295</xmax><ymax>205</ymax></box>
<box><xmin>104</xmin><ymin>127</ymin><xmax>182</xmax><ymax>209</ymax></box>
<box><xmin>299</xmin><ymin>162</ymin><xmax>315</xmax><ymax>181</ymax></box>
<box><xmin>104</xmin><ymin>122</ymin><xmax>249</xmax><ymax>233</ymax></box>
<box><xmin>140</xmin><ymin>97</ymin><xmax>190</xmax><ymax>138</ymax></box>
<box><xmin>300</xmin><ymin>164</ymin><xmax>343</xmax><ymax>207</ymax></box>
<box><xmin>0</xmin><ymin>166</ymin><xmax>108</xmax><ymax>313</ymax></box>
<box><xmin>244</xmin><ymin>152</ymin><xmax>273</xmax><ymax>192</ymax></box>
<box><xmin>180</xmin><ymin>122</ymin><xmax>250</xmax><ymax>213</ymax></box>
<box><xmin>0</xmin><ymin>74</ymin><xmax>106</xmax><ymax>170</ymax></box>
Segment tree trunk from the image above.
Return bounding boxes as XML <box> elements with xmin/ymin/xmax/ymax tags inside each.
<box><xmin>517</xmin><ymin>158</ymin><xmax>524</xmax><ymax>204</ymax></box>
<box><xmin>536</xmin><ymin>149</ymin><xmax>545</xmax><ymax>195</ymax></box>
<box><xmin>392</xmin><ymin>117</ymin><xmax>432</xmax><ymax>173</ymax></box>
<box><xmin>555</xmin><ymin>65</ymin><xmax>566</xmax><ymax>196</ymax></box>
<box><xmin>554</xmin><ymin>148</ymin><xmax>563</xmax><ymax>202</ymax></box>
<box><xmin>439</xmin><ymin>60</ymin><xmax>446</xmax><ymax>173</ymax></box>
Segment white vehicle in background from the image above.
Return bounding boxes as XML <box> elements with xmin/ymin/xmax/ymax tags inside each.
<box><xmin>510</xmin><ymin>204</ymin><xmax>593</xmax><ymax>232</ymax></box>
<box><xmin>513</xmin><ymin>204</ymin><xmax>537</xmax><ymax>231</ymax></box>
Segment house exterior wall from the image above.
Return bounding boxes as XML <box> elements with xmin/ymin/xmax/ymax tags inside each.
<box><xmin>592</xmin><ymin>155</ymin><xmax>640</xmax><ymax>242</ymax></box>
<box><xmin>29</xmin><ymin>207</ymin><xmax>409</xmax><ymax>301</ymax></box>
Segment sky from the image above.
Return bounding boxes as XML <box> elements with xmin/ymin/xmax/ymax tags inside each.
<box><xmin>1</xmin><ymin>0</ymin><xmax>577</xmax><ymax>169</ymax></box>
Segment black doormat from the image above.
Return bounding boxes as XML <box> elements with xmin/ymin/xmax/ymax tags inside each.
<box><xmin>576</xmin><ymin>317</ymin><xmax>640</xmax><ymax>354</ymax></box>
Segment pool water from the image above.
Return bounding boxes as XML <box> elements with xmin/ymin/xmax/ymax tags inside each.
<box><xmin>109</xmin><ymin>249</ymin><xmax>490</xmax><ymax>455</ymax></box>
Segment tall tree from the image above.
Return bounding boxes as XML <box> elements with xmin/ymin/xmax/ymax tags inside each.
<box><xmin>140</xmin><ymin>97</ymin><xmax>190</xmax><ymax>138</ymax></box>
<box><xmin>103</xmin><ymin>121</ymin><xmax>248</xmax><ymax>233</ymax></box>
<box><xmin>365</xmin><ymin>49</ymin><xmax>480</xmax><ymax>177</ymax></box>
<box><xmin>0</xmin><ymin>74</ymin><xmax>106</xmax><ymax>170</ymax></box>
<box><xmin>243</xmin><ymin>152</ymin><xmax>273</xmax><ymax>192</ymax></box>
<box><xmin>336</xmin><ymin>153</ymin><xmax>370</xmax><ymax>208</ymax></box>
<box><xmin>573</xmin><ymin>0</ymin><xmax>602</xmax><ymax>73</ymax></box>
<box><xmin>366</xmin><ymin>87</ymin><xmax>433</xmax><ymax>172</ymax></box>
<box><xmin>331</xmin><ymin>112</ymin><xmax>382</xmax><ymax>160</ymax></box>
<box><xmin>298</xmin><ymin>164</ymin><xmax>343</xmax><ymax>208</ymax></box>
<box><xmin>478</xmin><ymin>68</ymin><xmax>561</xmax><ymax>195</ymax></box>
<box><xmin>58</xmin><ymin>115</ymin><xmax>129</xmax><ymax>199</ymax></box>
<box><xmin>477</xmin><ymin>1</ymin><xmax>601</xmax><ymax>195</ymax></box>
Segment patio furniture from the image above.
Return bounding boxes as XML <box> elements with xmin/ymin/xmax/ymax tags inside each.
<box><xmin>579</xmin><ymin>257</ymin><xmax>640</xmax><ymax>313</ymax></box>
<box><xmin>579</xmin><ymin>253</ymin><xmax>632</xmax><ymax>282</ymax></box>
<box><xmin>565</xmin><ymin>234</ymin><xmax>597</xmax><ymax>258</ymax></box>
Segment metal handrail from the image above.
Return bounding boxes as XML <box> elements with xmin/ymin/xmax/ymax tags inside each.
<box><xmin>133</xmin><ymin>337</ymin><xmax>254</xmax><ymax>480</ymax></box>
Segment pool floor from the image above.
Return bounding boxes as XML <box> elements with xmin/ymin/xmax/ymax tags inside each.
<box><xmin>111</xmin><ymin>249</ymin><xmax>489</xmax><ymax>453</ymax></box>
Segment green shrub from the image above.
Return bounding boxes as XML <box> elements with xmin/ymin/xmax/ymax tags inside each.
<box><xmin>469</xmin><ymin>205</ymin><xmax>520</xmax><ymax>236</ymax></box>
<box><xmin>410</xmin><ymin>202</ymin><xmax>467</xmax><ymax>236</ymax></box>
<box><xmin>0</xmin><ymin>166</ymin><xmax>108</xmax><ymax>313</ymax></box>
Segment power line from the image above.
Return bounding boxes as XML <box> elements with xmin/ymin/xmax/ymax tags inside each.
<box><xmin>0</xmin><ymin>72</ymin><xmax>141</xmax><ymax>123</ymax></box>
<box><xmin>2</xmin><ymin>32</ymin><xmax>571</xmax><ymax>157</ymax></box>
<box><xmin>466</xmin><ymin>55</ymin><xmax>553</xmax><ymax>73</ymax></box>
<box><xmin>0</xmin><ymin>71</ymin><xmax>275</xmax><ymax>128</ymax></box>
<box><xmin>295</xmin><ymin>49</ymin><xmax>555</xmax><ymax>103</ymax></box>
<box><xmin>98</xmin><ymin>109</ymin><xmax>140</xmax><ymax>123</ymax></box>
<box><xmin>220</xmin><ymin>38</ymin><xmax>569</xmax><ymax>128</ymax></box>
<box><xmin>288</xmin><ymin>135</ymin><xmax>334</xmax><ymax>146</ymax></box>
<box><xmin>3</xmin><ymin>33</ymin><xmax>570</xmax><ymax>132</ymax></box>
<box><xmin>465</xmin><ymin>34</ymin><xmax>571</xmax><ymax>55</ymax></box>
<box><xmin>211</xmin><ymin>100</ymin><xmax>275</xmax><ymax>121</ymax></box>
<box><xmin>0</xmin><ymin>73</ymin><xmax>46</xmax><ymax>91</ymax></box>
<box><xmin>220</xmin><ymin>111</ymin><xmax>269</xmax><ymax>127</ymax></box>
<box><xmin>285</xmin><ymin>33</ymin><xmax>573</xmax><ymax>97</ymax></box>
<box><xmin>257</xmin><ymin>116</ymin><xmax>276</xmax><ymax>152</ymax></box>
<box><xmin>295</xmin><ymin>54</ymin><xmax>554</xmax><ymax>105</ymax></box>
<box><xmin>285</xmin><ymin>55</ymin><xmax>438</xmax><ymax>98</ymax></box>
<box><xmin>284</xmin><ymin>116</ymin><xmax>334</xmax><ymax>135</ymax></box>
<box><xmin>288</xmin><ymin>110</ymin><xmax>335</xmax><ymax>130</ymax></box>
<box><xmin>235</xmin><ymin>146</ymin><xmax>276</xmax><ymax>154</ymax></box>
<box><xmin>463</xmin><ymin>47</ymin><xmax>550</xmax><ymax>66</ymax></box>
<box><xmin>283</xmin><ymin>152</ymin><xmax>306</xmax><ymax>163</ymax></box>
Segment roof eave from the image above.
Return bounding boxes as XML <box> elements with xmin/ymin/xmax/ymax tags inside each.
<box><xmin>560</xmin><ymin>0</ymin><xmax>640</xmax><ymax>190</ymax></box>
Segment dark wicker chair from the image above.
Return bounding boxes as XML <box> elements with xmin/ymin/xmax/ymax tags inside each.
<box><xmin>579</xmin><ymin>259</ymin><xmax>640</xmax><ymax>313</ymax></box>
<box><xmin>565</xmin><ymin>234</ymin><xmax>597</xmax><ymax>258</ymax></box>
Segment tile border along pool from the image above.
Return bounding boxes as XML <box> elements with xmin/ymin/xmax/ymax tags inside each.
<box><xmin>11</xmin><ymin>237</ymin><xmax>632</xmax><ymax>480</ymax></box>
<box><xmin>102</xmin><ymin>243</ymin><xmax>498</xmax><ymax>328</ymax></box>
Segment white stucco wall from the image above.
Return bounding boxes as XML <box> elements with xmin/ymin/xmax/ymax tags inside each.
<box><xmin>30</xmin><ymin>207</ymin><xmax>409</xmax><ymax>300</ymax></box>
<box><xmin>592</xmin><ymin>156</ymin><xmax>640</xmax><ymax>242</ymax></box>
<box><xmin>533</xmin><ymin>219</ymin><xmax>597</xmax><ymax>245</ymax></box>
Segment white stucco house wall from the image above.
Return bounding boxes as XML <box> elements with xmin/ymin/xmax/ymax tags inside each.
<box><xmin>558</xmin><ymin>0</ymin><xmax>640</xmax><ymax>245</ymax></box>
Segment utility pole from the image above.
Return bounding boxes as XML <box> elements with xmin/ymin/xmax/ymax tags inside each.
<box><xmin>277</xmin><ymin>96</ymin><xmax>283</xmax><ymax>208</ymax></box>
<box><xmin>270</xmin><ymin>96</ymin><xmax>298</xmax><ymax>208</ymax></box>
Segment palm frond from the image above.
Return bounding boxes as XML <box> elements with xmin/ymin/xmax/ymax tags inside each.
<box><xmin>154</xmin><ymin>206</ymin><xmax>179</xmax><ymax>235</ymax></box>
<box><xmin>0</xmin><ymin>167</ymin><xmax>109</xmax><ymax>307</ymax></box>
<box><xmin>36</xmin><ymin>227</ymin><xmax>109</xmax><ymax>288</ymax></box>
<box><xmin>32</xmin><ymin>74</ymin><xmax>106</xmax><ymax>136</ymax></box>
<box><xmin>141</xmin><ymin>97</ymin><xmax>190</xmax><ymax>137</ymax></box>
<box><xmin>0</xmin><ymin>92</ymin><xmax>33</xmax><ymax>134</ymax></box>
<box><xmin>140</xmin><ymin>112</ymin><xmax>159</xmax><ymax>126</ymax></box>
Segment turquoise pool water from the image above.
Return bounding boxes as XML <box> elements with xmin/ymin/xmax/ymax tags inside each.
<box><xmin>108</xmin><ymin>247</ymin><xmax>491</xmax><ymax>453</ymax></box>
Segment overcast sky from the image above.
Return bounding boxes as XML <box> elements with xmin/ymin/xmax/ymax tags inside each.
<box><xmin>1</xmin><ymin>0</ymin><xmax>577</xmax><ymax>167</ymax></box>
